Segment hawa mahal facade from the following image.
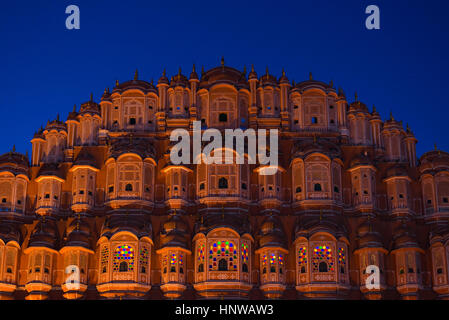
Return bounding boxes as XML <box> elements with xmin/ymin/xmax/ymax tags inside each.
<box><xmin>1</xmin><ymin>62</ymin><xmax>449</xmax><ymax>300</ymax></box>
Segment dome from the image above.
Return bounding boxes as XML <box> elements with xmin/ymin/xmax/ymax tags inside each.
<box><xmin>258</xmin><ymin>215</ymin><xmax>287</xmax><ymax>249</ymax></box>
<box><xmin>0</xmin><ymin>150</ymin><xmax>29</xmax><ymax>176</ymax></box>
<box><xmin>291</xmin><ymin>137</ymin><xmax>341</xmax><ymax>161</ymax></box>
<box><xmin>259</xmin><ymin>68</ymin><xmax>278</xmax><ymax>87</ymax></box>
<box><xmin>108</xmin><ymin>136</ymin><xmax>156</xmax><ymax>160</ymax></box>
<box><xmin>194</xmin><ymin>210</ymin><xmax>251</xmax><ymax>236</ymax></box>
<box><xmin>0</xmin><ymin>222</ymin><xmax>22</xmax><ymax>245</ymax></box>
<box><xmin>79</xmin><ymin>100</ymin><xmax>100</xmax><ymax>116</ymax></box>
<box><xmin>28</xmin><ymin>217</ymin><xmax>59</xmax><ymax>250</ymax></box>
<box><xmin>391</xmin><ymin>223</ymin><xmax>420</xmax><ymax>250</ymax></box>
<box><xmin>100</xmin><ymin>213</ymin><xmax>152</xmax><ymax>240</ymax></box>
<box><xmin>44</xmin><ymin>117</ymin><xmax>67</xmax><ymax>132</ymax></box>
<box><xmin>73</xmin><ymin>148</ymin><xmax>97</xmax><ymax>168</ymax></box>
<box><xmin>170</xmin><ymin>69</ymin><xmax>189</xmax><ymax>87</ymax></box>
<box><xmin>350</xmin><ymin>152</ymin><xmax>372</xmax><ymax>169</ymax></box>
<box><xmin>349</xmin><ymin>101</ymin><xmax>369</xmax><ymax>113</ymax></box>
<box><xmin>356</xmin><ymin>220</ymin><xmax>384</xmax><ymax>249</ymax></box>
<box><xmin>293</xmin><ymin>75</ymin><xmax>336</xmax><ymax>94</ymax></box>
<box><xmin>199</xmin><ymin>65</ymin><xmax>245</xmax><ymax>89</ymax></box>
<box><xmin>159</xmin><ymin>212</ymin><xmax>189</xmax><ymax>250</ymax></box>
<box><xmin>63</xmin><ymin>216</ymin><xmax>91</xmax><ymax>249</ymax></box>
<box><xmin>386</xmin><ymin>165</ymin><xmax>408</xmax><ymax>179</ymax></box>
<box><xmin>419</xmin><ymin>149</ymin><xmax>449</xmax><ymax>173</ymax></box>
<box><xmin>295</xmin><ymin>214</ymin><xmax>347</xmax><ymax>240</ymax></box>
<box><xmin>37</xmin><ymin>163</ymin><xmax>62</xmax><ymax>179</ymax></box>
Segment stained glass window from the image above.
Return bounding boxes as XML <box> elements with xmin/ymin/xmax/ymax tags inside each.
<box><xmin>312</xmin><ymin>245</ymin><xmax>333</xmax><ymax>272</ymax></box>
<box><xmin>338</xmin><ymin>247</ymin><xmax>346</xmax><ymax>268</ymax></box>
<box><xmin>208</xmin><ymin>240</ymin><xmax>237</xmax><ymax>271</ymax></box>
<box><xmin>197</xmin><ymin>243</ymin><xmax>205</xmax><ymax>263</ymax></box>
<box><xmin>298</xmin><ymin>246</ymin><xmax>307</xmax><ymax>268</ymax></box>
<box><xmin>113</xmin><ymin>245</ymin><xmax>134</xmax><ymax>272</ymax></box>
<box><xmin>279</xmin><ymin>254</ymin><xmax>284</xmax><ymax>267</ymax></box>
<box><xmin>262</xmin><ymin>254</ymin><xmax>267</xmax><ymax>266</ymax></box>
<box><xmin>270</xmin><ymin>254</ymin><xmax>277</xmax><ymax>265</ymax></box>
<box><xmin>241</xmin><ymin>243</ymin><xmax>249</xmax><ymax>264</ymax></box>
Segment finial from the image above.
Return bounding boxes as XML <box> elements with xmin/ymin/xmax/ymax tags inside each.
<box><xmin>192</xmin><ymin>64</ymin><xmax>196</xmax><ymax>72</ymax></box>
<box><xmin>115</xmin><ymin>80</ymin><xmax>119</xmax><ymax>87</ymax></box>
<box><xmin>406</xmin><ymin>123</ymin><xmax>410</xmax><ymax>132</ymax></box>
<box><xmin>104</xmin><ymin>88</ymin><xmax>107</xmax><ymax>94</ymax></box>
<box><xmin>266</xmin><ymin>66</ymin><xmax>269</xmax><ymax>77</ymax></box>
<box><xmin>151</xmin><ymin>79</ymin><xmax>154</xmax><ymax>85</ymax></box>
<box><xmin>90</xmin><ymin>93</ymin><xmax>93</xmax><ymax>102</ymax></box>
<box><xmin>134</xmin><ymin>69</ymin><xmax>138</xmax><ymax>81</ymax></box>
<box><xmin>330</xmin><ymin>80</ymin><xmax>333</xmax><ymax>88</ymax></box>
<box><xmin>73</xmin><ymin>104</ymin><xmax>77</xmax><ymax>112</ymax></box>
<box><xmin>25</xmin><ymin>150</ymin><xmax>29</xmax><ymax>159</ymax></box>
<box><xmin>12</xmin><ymin>145</ymin><xmax>16</xmax><ymax>152</ymax></box>
<box><xmin>309</xmin><ymin>72</ymin><xmax>313</xmax><ymax>80</ymax></box>
<box><xmin>390</xmin><ymin>111</ymin><xmax>394</xmax><ymax>121</ymax></box>
<box><xmin>242</xmin><ymin>65</ymin><xmax>246</xmax><ymax>75</ymax></box>
<box><xmin>178</xmin><ymin>67</ymin><xmax>182</xmax><ymax>75</ymax></box>
<box><xmin>435</xmin><ymin>143</ymin><xmax>438</xmax><ymax>151</ymax></box>
<box><xmin>372</xmin><ymin>104</ymin><xmax>376</xmax><ymax>113</ymax></box>
<box><xmin>282</xmin><ymin>68</ymin><xmax>286</xmax><ymax>77</ymax></box>
<box><xmin>251</xmin><ymin>64</ymin><xmax>255</xmax><ymax>72</ymax></box>
<box><xmin>163</xmin><ymin>69</ymin><xmax>166</xmax><ymax>77</ymax></box>
<box><xmin>292</xmin><ymin>80</ymin><xmax>296</xmax><ymax>86</ymax></box>
<box><xmin>56</xmin><ymin>113</ymin><xmax>60</xmax><ymax>121</ymax></box>
<box><xmin>221</xmin><ymin>56</ymin><xmax>225</xmax><ymax>66</ymax></box>
<box><xmin>354</xmin><ymin>91</ymin><xmax>358</xmax><ymax>102</ymax></box>
<box><xmin>201</xmin><ymin>66</ymin><xmax>205</xmax><ymax>76</ymax></box>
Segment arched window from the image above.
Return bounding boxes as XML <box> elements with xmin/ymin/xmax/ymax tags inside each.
<box><xmin>119</xmin><ymin>261</ymin><xmax>128</xmax><ymax>272</ymax></box>
<box><xmin>319</xmin><ymin>261</ymin><xmax>328</xmax><ymax>272</ymax></box>
<box><xmin>296</xmin><ymin>186</ymin><xmax>302</xmax><ymax>193</ymax></box>
<box><xmin>300</xmin><ymin>266</ymin><xmax>306</xmax><ymax>273</ymax></box>
<box><xmin>218</xmin><ymin>258</ymin><xmax>228</xmax><ymax>271</ymax></box>
<box><xmin>198</xmin><ymin>263</ymin><xmax>204</xmax><ymax>272</ymax></box>
<box><xmin>219</xmin><ymin>113</ymin><xmax>228</xmax><ymax>122</ymax></box>
<box><xmin>125</xmin><ymin>183</ymin><xmax>133</xmax><ymax>191</ymax></box>
<box><xmin>242</xmin><ymin>263</ymin><xmax>248</xmax><ymax>273</ymax></box>
<box><xmin>218</xmin><ymin>177</ymin><xmax>228</xmax><ymax>189</ymax></box>
<box><xmin>314</xmin><ymin>183</ymin><xmax>322</xmax><ymax>191</ymax></box>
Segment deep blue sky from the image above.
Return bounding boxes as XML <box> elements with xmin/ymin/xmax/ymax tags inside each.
<box><xmin>0</xmin><ymin>0</ymin><xmax>448</xmax><ymax>158</ymax></box>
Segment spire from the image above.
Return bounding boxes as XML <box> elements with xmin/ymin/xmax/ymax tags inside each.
<box><xmin>11</xmin><ymin>145</ymin><xmax>16</xmax><ymax>152</ymax></box>
<box><xmin>90</xmin><ymin>92</ymin><xmax>93</xmax><ymax>102</ymax></box>
<box><xmin>56</xmin><ymin>113</ymin><xmax>60</xmax><ymax>121</ymax></box>
<box><xmin>372</xmin><ymin>104</ymin><xmax>376</xmax><ymax>113</ymax></box>
<box><xmin>134</xmin><ymin>69</ymin><xmax>138</xmax><ymax>81</ymax></box>
<box><xmin>72</xmin><ymin>104</ymin><xmax>77</xmax><ymax>112</ymax></box>
<box><xmin>221</xmin><ymin>56</ymin><xmax>225</xmax><ymax>66</ymax></box>
<box><xmin>266</xmin><ymin>66</ymin><xmax>269</xmax><ymax>77</ymax></box>
<box><xmin>251</xmin><ymin>64</ymin><xmax>255</xmax><ymax>73</ymax></box>
<box><xmin>282</xmin><ymin>68</ymin><xmax>285</xmax><ymax>77</ymax></box>
<box><xmin>390</xmin><ymin>111</ymin><xmax>394</xmax><ymax>121</ymax></box>
<box><xmin>163</xmin><ymin>69</ymin><xmax>166</xmax><ymax>77</ymax></box>
<box><xmin>115</xmin><ymin>80</ymin><xmax>119</xmax><ymax>87</ymax></box>
<box><xmin>242</xmin><ymin>65</ymin><xmax>246</xmax><ymax>75</ymax></box>
<box><xmin>354</xmin><ymin>91</ymin><xmax>358</xmax><ymax>102</ymax></box>
<box><xmin>309</xmin><ymin>72</ymin><xmax>313</xmax><ymax>80</ymax></box>
<box><xmin>178</xmin><ymin>67</ymin><xmax>182</xmax><ymax>75</ymax></box>
<box><xmin>192</xmin><ymin>64</ymin><xmax>196</xmax><ymax>73</ymax></box>
<box><xmin>151</xmin><ymin>79</ymin><xmax>154</xmax><ymax>85</ymax></box>
<box><xmin>435</xmin><ymin>143</ymin><xmax>438</xmax><ymax>151</ymax></box>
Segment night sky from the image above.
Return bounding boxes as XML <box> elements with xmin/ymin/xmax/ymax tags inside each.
<box><xmin>1</xmin><ymin>0</ymin><xmax>448</xmax><ymax>157</ymax></box>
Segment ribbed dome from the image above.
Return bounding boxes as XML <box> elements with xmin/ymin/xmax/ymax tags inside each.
<box><xmin>350</xmin><ymin>152</ymin><xmax>372</xmax><ymax>169</ymax></box>
<box><xmin>28</xmin><ymin>217</ymin><xmax>59</xmax><ymax>249</ymax></box>
<box><xmin>392</xmin><ymin>223</ymin><xmax>420</xmax><ymax>250</ymax></box>
<box><xmin>0</xmin><ymin>222</ymin><xmax>21</xmax><ymax>245</ymax></box>
<box><xmin>73</xmin><ymin>148</ymin><xmax>97</xmax><ymax>168</ymax></box>
<box><xmin>356</xmin><ymin>220</ymin><xmax>384</xmax><ymax>249</ymax></box>
<box><xmin>258</xmin><ymin>215</ymin><xmax>287</xmax><ymax>249</ymax></box>
<box><xmin>0</xmin><ymin>151</ymin><xmax>29</xmax><ymax>176</ymax></box>
<box><xmin>63</xmin><ymin>216</ymin><xmax>91</xmax><ymax>249</ymax></box>
<box><xmin>37</xmin><ymin>163</ymin><xmax>62</xmax><ymax>178</ymax></box>
<box><xmin>100</xmin><ymin>213</ymin><xmax>152</xmax><ymax>240</ymax></box>
<box><xmin>160</xmin><ymin>213</ymin><xmax>189</xmax><ymax>250</ymax></box>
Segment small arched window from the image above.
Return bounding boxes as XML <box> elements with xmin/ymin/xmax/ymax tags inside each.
<box><xmin>242</xmin><ymin>263</ymin><xmax>248</xmax><ymax>273</ymax></box>
<box><xmin>270</xmin><ymin>266</ymin><xmax>276</xmax><ymax>273</ymax></box>
<box><xmin>318</xmin><ymin>261</ymin><xmax>328</xmax><ymax>273</ymax></box>
<box><xmin>125</xmin><ymin>184</ymin><xmax>133</xmax><ymax>191</ymax></box>
<box><xmin>296</xmin><ymin>186</ymin><xmax>302</xmax><ymax>193</ymax></box>
<box><xmin>198</xmin><ymin>263</ymin><xmax>204</xmax><ymax>272</ymax></box>
<box><xmin>300</xmin><ymin>266</ymin><xmax>306</xmax><ymax>274</ymax></box>
<box><xmin>218</xmin><ymin>258</ymin><xmax>228</xmax><ymax>271</ymax></box>
<box><xmin>119</xmin><ymin>261</ymin><xmax>128</xmax><ymax>272</ymax></box>
<box><xmin>218</xmin><ymin>178</ymin><xmax>228</xmax><ymax>189</ymax></box>
<box><xmin>219</xmin><ymin>113</ymin><xmax>228</xmax><ymax>122</ymax></box>
<box><xmin>314</xmin><ymin>183</ymin><xmax>322</xmax><ymax>192</ymax></box>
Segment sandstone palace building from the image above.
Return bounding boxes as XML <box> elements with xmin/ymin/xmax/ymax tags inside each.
<box><xmin>1</xmin><ymin>62</ymin><xmax>449</xmax><ymax>300</ymax></box>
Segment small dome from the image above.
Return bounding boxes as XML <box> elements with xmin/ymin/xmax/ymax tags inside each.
<box><xmin>158</xmin><ymin>70</ymin><xmax>169</xmax><ymax>85</ymax></box>
<box><xmin>392</xmin><ymin>223</ymin><xmax>420</xmax><ymax>250</ymax></box>
<box><xmin>419</xmin><ymin>149</ymin><xmax>449</xmax><ymax>173</ymax></box>
<box><xmin>258</xmin><ymin>215</ymin><xmax>287</xmax><ymax>249</ymax></box>
<box><xmin>0</xmin><ymin>150</ymin><xmax>29</xmax><ymax>176</ymax></box>
<box><xmin>28</xmin><ymin>217</ymin><xmax>59</xmax><ymax>250</ymax></box>
<box><xmin>350</xmin><ymin>152</ymin><xmax>372</xmax><ymax>169</ymax></box>
<box><xmin>349</xmin><ymin>101</ymin><xmax>369</xmax><ymax>113</ymax></box>
<box><xmin>44</xmin><ymin>117</ymin><xmax>67</xmax><ymax>132</ymax></box>
<box><xmin>73</xmin><ymin>148</ymin><xmax>97</xmax><ymax>168</ymax></box>
<box><xmin>170</xmin><ymin>69</ymin><xmax>188</xmax><ymax>87</ymax></box>
<box><xmin>100</xmin><ymin>213</ymin><xmax>152</xmax><ymax>240</ymax></box>
<box><xmin>37</xmin><ymin>163</ymin><xmax>62</xmax><ymax>179</ymax></box>
<box><xmin>79</xmin><ymin>100</ymin><xmax>100</xmax><ymax>116</ymax></box>
<box><xmin>386</xmin><ymin>165</ymin><xmax>408</xmax><ymax>178</ymax></box>
<box><xmin>356</xmin><ymin>220</ymin><xmax>384</xmax><ymax>249</ymax></box>
<box><xmin>108</xmin><ymin>136</ymin><xmax>156</xmax><ymax>160</ymax></box>
<box><xmin>0</xmin><ymin>223</ymin><xmax>22</xmax><ymax>245</ymax></box>
<box><xmin>63</xmin><ymin>216</ymin><xmax>91</xmax><ymax>249</ymax></box>
<box><xmin>160</xmin><ymin>213</ymin><xmax>189</xmax><ymax>249</ymax></box>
